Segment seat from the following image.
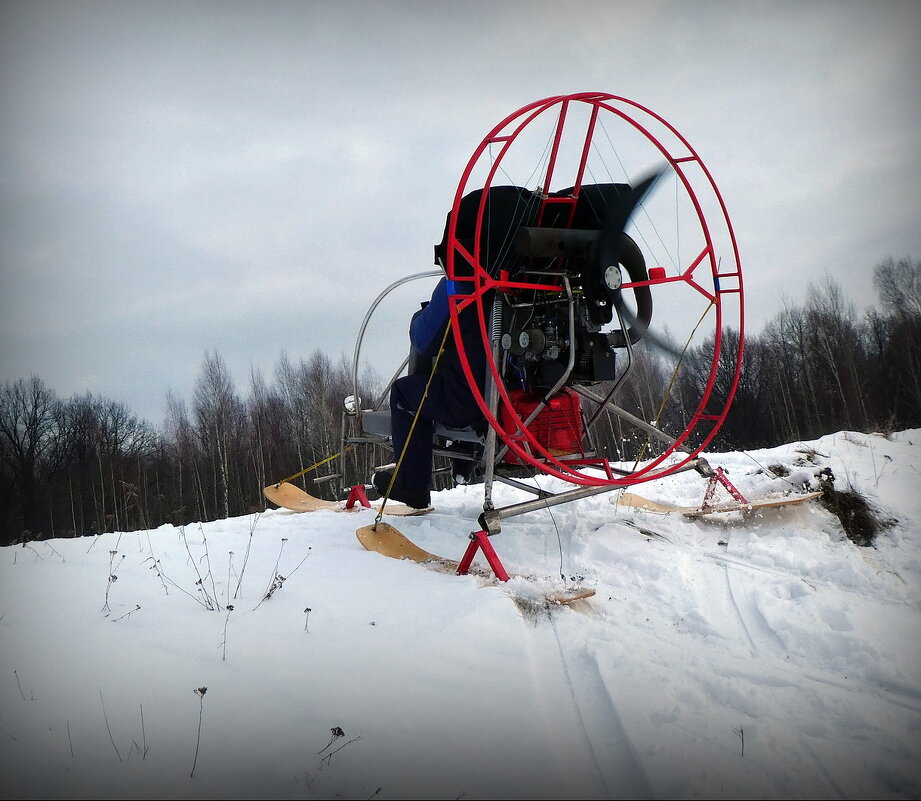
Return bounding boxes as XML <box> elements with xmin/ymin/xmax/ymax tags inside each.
<box><xmin>358</xmin><ymin>409</ymin><xmax>485</xmax><ymax>444</ymax></box>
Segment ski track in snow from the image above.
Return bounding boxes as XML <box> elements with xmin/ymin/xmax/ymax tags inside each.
<box><xmin>520</xmin><ymin>619</ymin><xmax>614</xmax><ymax>798</ymax></box>
<box><xmin>715</xmin><ymin>560</ymin><xmax>761</xmax><ymax>655</ymax></box>
<box><xmin>550</xmin><ymin>617</ymin><xmax>653</xmax><ymax>799</ymax></box>
<box><xmin>799</xmin><ymin>738</ymin><xmax>850</xmax><ymax>801</ymax></box>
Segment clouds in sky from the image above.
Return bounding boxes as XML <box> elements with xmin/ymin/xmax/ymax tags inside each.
<box><xmin>1</xmin><ymin>0</ymin><xmax>919</xmax><ymax>423</ymax></box>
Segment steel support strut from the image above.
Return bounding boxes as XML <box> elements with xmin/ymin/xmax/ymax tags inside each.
<box><xmin>480</xmin><ymin>294</ymin><xmax>506</xmax><ymax>511</ymax></box>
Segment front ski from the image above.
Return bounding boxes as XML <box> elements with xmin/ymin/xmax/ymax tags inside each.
<box><xmin>355</xmin><ymin>522</ymin><xmax>595</xmax><ymax>606</ymax></box>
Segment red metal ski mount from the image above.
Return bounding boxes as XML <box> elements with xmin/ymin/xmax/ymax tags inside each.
<box><xmin>457</xmin><ymin>530</ymin><xmax>511</xmax><ymax>582</ymax></box>
<box><xmin>701</xmin><ymin>467</ymin><xmax>748</xmax><ymax>511</ymax></box>
<box><xmin>344</xmin><ymin>484</ymin><xmax>372</xmax><ymax>509</ymax></box>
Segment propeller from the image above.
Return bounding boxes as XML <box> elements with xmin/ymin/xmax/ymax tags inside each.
<box><xmin>510</xmin><ymin>167</ymin><xmax>680</xmax><ymax>358</ymax></box>
<box><xmin>594</xmin><ymin>166</ymin><xmax>683</xmax><ymax>358</ymax></box>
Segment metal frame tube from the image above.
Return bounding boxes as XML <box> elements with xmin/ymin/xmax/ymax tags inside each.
<box><xmin>351</xmin><ymin>270</ymin><xmax>443</xmax><ymax>425</ymax></box>
<box><xmin>479</xmin><ymin>456</ymin><xmax>711</xmax><ymax>533</ymax></box>
<box><xmin>572</xmin><ymin>385</ymin><xmax>690</xmax><ymax>452</ymax></box>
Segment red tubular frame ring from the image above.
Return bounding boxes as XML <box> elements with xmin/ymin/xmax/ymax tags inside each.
<box><xmin>444</xmin><ymin>93</ymin><xmax>743</xmax><ymax>487</ymax></box>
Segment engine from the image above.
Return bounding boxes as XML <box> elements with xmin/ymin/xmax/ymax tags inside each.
<box><xmin>501</xmin><ymin>302</ymin><xmax>618</xmax><ymax>392</ymax></box>
<box><xmin>501</xmin><ymin>223</ymin><xmax>650</xmax><ymax>394</ymax></box>
<box><xmin>435</xmin><ymin>182</ymin><xmax>653</xmax><ymax>397</ymax></box>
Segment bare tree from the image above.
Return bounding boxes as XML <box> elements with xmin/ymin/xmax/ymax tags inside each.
<box><xmin>192</xmin><ymin>351</ymin><xmax>245</xmax><ymax>520</ymax></box>
<box><xmin>874</xmin><ymin>257</ymin><xmax>921</xmax><ymax>319</ymax></box>
<box><xmin>246</xmin><ymin>365</ymin><xmax>291</xmax><ymax>506</ymax></box>
<box><xmin>0</xmin><ymin>376</ymin><xmax>62</xmax><ymax>542</ymax></box>
<box><xmin>275</xmin><ymin>349</ymin><xmax>312</xmax><ymax>490</ymax></box>
<box><xmin>164</xmin><ymin>389</ymin><xmax>202</xmax><ymax>521</ymax></box>
<box><xmin>869</xmin><ymin>258</ymin><xmax>921</xmax><ymax>425</ymax></box>
<box><xmin>803</xmin><ymin>276</ymin><xmax>868</xmax><ymax>431</ymax></box>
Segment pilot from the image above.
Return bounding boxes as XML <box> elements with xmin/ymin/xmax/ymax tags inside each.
<box><xmin>373</xmin><ymin>185</ymin><xmax>539</xmax><ymax>509</ymax></box>
<box><xmin>373</xmin><ymin>275</ymin><xmax>487</xmax><ymax>509</ymax></box>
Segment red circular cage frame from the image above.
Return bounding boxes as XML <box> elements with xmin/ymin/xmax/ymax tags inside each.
<box><xmin>444</xmin><ymin>92</ymin><xmax>744</xmax><ymax>487</ymax></box>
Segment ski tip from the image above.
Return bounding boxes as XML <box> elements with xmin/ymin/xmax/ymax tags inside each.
<box><xmin>546</xmin><ymin>587</ymin><xmax>596</xmax><ymax>605</ymax></box>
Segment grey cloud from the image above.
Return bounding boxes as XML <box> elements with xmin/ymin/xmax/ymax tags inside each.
<box><xmin>2</xmin><ymin>0</ymin><xmax>919</xmax><ymax>423</ymax></box>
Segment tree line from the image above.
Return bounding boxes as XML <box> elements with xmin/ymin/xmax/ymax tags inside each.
<box><xmin>0</xmin><ymin>350</ymin><xmax>386</xmax><ymax>546</ymax></box>
<box><xmin>1</xmin><ymin>258</ymin><xmax>918</xmax><ymax>546</ymax></box>
<box><xmin>681</xmin><ymin>257</ymin><xmax>921</xmax><ymax>450</ymax></box>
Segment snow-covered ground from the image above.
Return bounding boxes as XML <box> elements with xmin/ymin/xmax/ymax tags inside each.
<box><xmin>1</xmin><ymin>430</ymin><xmax>919</xmax><ymax>800</ymax></box>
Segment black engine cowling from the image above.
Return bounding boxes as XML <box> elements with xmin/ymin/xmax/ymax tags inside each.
<box><xmin>435</xmin><ymin>182</ymin><xmax>654</xmax><ymax>392</ymax></box>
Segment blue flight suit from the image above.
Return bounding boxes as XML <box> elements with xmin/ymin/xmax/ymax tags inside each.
<box><xmin>384</xmin><ymin>278</ymin><xmax>488</xmax><ymax>507</ymax></box>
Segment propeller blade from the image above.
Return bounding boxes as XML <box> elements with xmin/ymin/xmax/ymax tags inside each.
<box><xmin>613</xmin><ymin>303</ymin><xmax>684</xmax><ymax>359</ymax></box>
<box><xmin>596</xmin><ymin>166</ymin><xmax>684</xmax><ymax>358</ymax></box>
<box><xmin>597</xmin><ymin>167</ymin><xmax>665</xmax><ymax>276</ymax></box>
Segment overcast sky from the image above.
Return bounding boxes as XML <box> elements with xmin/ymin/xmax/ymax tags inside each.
<box><xmin>1</xmin><ymin>0</ymin><xmax>919</xmax><ymax>426</ymax></box>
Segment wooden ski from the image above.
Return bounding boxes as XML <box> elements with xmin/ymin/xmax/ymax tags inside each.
<box><xmin>611</xmin><ymin>490</ymin><xmax>823</xmax><ymax>518</ymax></box>
<box><xmin>264</xmin><ymin>482</ymin><xmax>432</xmax><ymax>516</ymax></box>
<box><xmin>356</xmin><ymin>522</ymin><xmax>595</xmax><ymax>606</ymax></box>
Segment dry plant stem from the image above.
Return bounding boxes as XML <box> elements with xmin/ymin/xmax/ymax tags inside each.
<box><xmin>253</xmin><ymin>575</ymin><xmax>285</xmax><ymax>609</ymax></box>
<box><xmin>0</xmin><ymin>715</ymin><xmax>18</xmax><ymax>742</ymax></box>
<box><xmin>234</xmin><ymin>513</ymin><xmax>261</xmax><ymax>600</ymax></box>
<box><xmin>321</xmin><ymin>735</ymin><xmax>362</xmax><ymax>766</ymax></box>
<box><xmin>272</xmin><ymin>538</ymin><xmax>288</xmax><ymax>576</ymax></box>
<box><xmin>99</xmin><ymin>690</ymin><xmax>123</xmax><ymax>762</ymax></box>
<box><xmin>287</xmin><ymin>547</ymin><xmax>312</xmax><ymax>577</ymax></box>
<box><xmin>21</xmin><ymin>544</ymin><xmax>42</xmax><ymax>560</ymax></box>
<box><xmin>146</xmin><ymin>533</ymin><xmax>169</xmax><ymax>594</ymax></box>
<box><xmin>43</xmin><ymin>541</ymin><xmax>64</xmax><ymax>561</ymax></box>
<box><xmin>102</xmin><ymin>551</ymin><xmax>125</xmax><ymax>614</ymax></box>
<box><xmin>14</xmin><ymin>669</ymin><xmax>28</xmax><ymax>701</ymax></box>
<box><xmin>180</xmin><ymin>526</ymin><xmax>215</xmax><ymax>610</ymax></box>
<box><xmin>145</xmin><ymin>558</ymin><xmax>211</xmax><ymax>609</ymax></box>
<box><xmin>140</xmin><ymin>704</ymin><xmax>148</xmax><ymax>759</ymax></box>
<box><xmin>190</xmin><ymin>687</ymin><xmax>207</xmax><ymax>778</ymax></box>
<box><xmin>253</xmin><ymin>538</ymin><xmax>292</xmax><ymax>609</ymax></box>
<box><xmin>227</xmin><ymin>551</ymin><xmax>234</xmax><ymax>602</ymax></box>
<box><xmin>199</xmin><ymin>524</ymin><xmax>219</xmax><ymax>604</ymax></box>
<box><xmin>317</xmin><ymin>730</ymin><xmax>342</xmax><ymax>754</ymax></box>
<box><xmin>255</xmin><ymin>544</ymin><xmax>313</xmax><ymax>610</ymax></box>
<box><xmin>220</xmin><ymin>606</ymin><xmax>234</xmax><ymax>661</ymax></box>
<box><xmin>111</xmin><ymin>604</ymin><xmax>141</xmax><ymax>623</ymax></box>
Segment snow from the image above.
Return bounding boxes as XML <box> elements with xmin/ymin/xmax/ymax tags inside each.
<box><xmin>1</xmin><ymin>430</ymin><xmax>920</xmax><ymax>800</ymax></box>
